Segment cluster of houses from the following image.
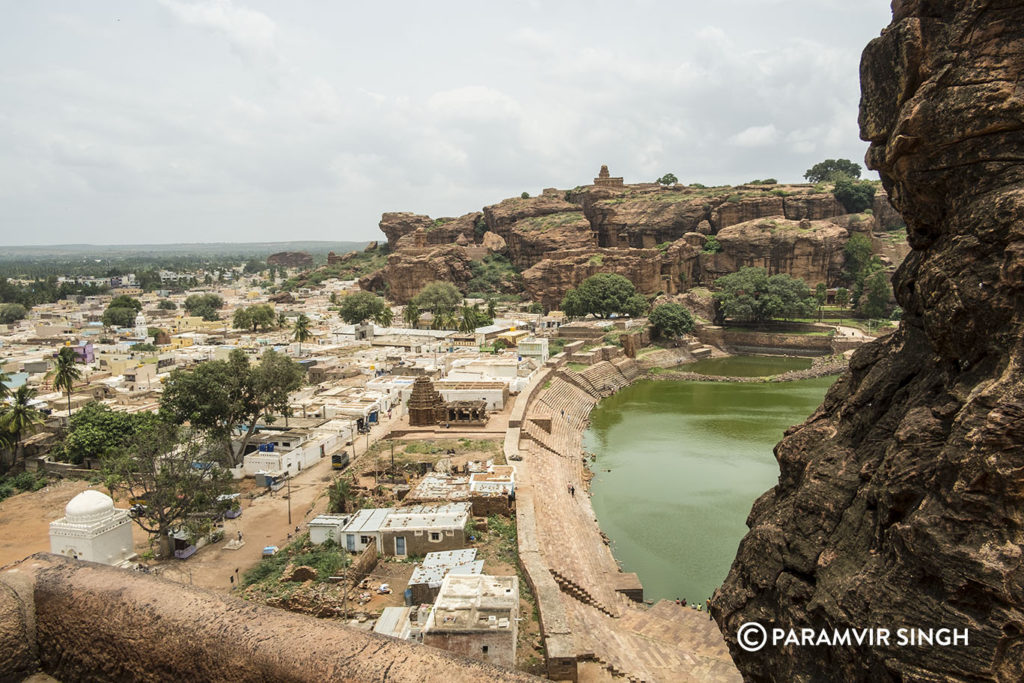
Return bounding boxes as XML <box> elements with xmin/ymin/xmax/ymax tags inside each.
<box><xmin>306</xmin><ymin>476</ymin><xmax>519</xmax><ymax>668</ymax></box>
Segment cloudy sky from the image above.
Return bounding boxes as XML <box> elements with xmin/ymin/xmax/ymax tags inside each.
<box><xmin>0</xmin><ymin>0</ymin><xmax>893</xmax><ymax>246</ymax></box>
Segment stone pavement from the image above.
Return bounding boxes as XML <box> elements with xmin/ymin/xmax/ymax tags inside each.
<box><xmin>512</xmin><ymin>361</ymin><xmax>741</xmax><ymax>682</ymax></box>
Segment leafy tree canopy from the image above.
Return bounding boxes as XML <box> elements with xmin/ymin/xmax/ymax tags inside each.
<box><xmin>804</xmin><ymin>158</ymin><xmax>862</xmax><ymax>183</ymax></box>
<box><xmin>657</xmin><ymin>173</ymin><xmax>678</xmax><ymax>186</ymax></box>
<box><xmin>0</xmin><ymin>303</ymin><xmax>28</xmax><ymax>324</ymax></box>
<box><xmin>109</xmin><ymin>295</ymin><xmax>142</xmax><ymax>312</ymax></box>
<box><xmin>157</xmin><ymin>300</ymin><xmax>177</xmax><ymax>310</ymax></box>
<box><xmin>411</xmin><ymin>281</ymin><xmax>463</xmax><ymax>314</ymax></box>
<box><xmin>860</xmin><ymin>270</ymin><xmax>893</xmax><ymax>318</ymax></box>
<box><xmin>52</xmin><ymin>402</ymin><xmax>158</xmax><ymax>465</ymax></box>
<box><xmin>184</xmin><ymin>294</ymin><xmax>224</xmax><ymax>321</ymax></box>
<box><xmin>339</xmin><ymin>291</ymin><xmax>389</xmax><ymax>325</ymax></box>
<box><xmin>843</xmin><ymin>233</ymin><xmax>875</xmax><ymax>280</ymax></box>
<box><xmin>833</xmin><ymin>177</ymin><xmax>877</xmax><ymax>213</ymax></box>
<box><xmin>159</xmin><ymin>349</ymin><xmax>304</xmax><ymax>466</ymax></box>
<box><xmin>560</xmin><ymin>273</ymin><xmax>648</xmax><ymax>319</ymax></box>
<box><xmin>233</xmin><ymin>303</ymin><xmax>276</xmax><ymax>332</ymax></box>
<box><xmin>102</xmin><ymin>423</ymin><xmax>232</xmax><ymax>558</ymax></box>
<box><xmin>649</xmin><ymin>302</ymin><xmax>695</xmax><ymax>339</ymax></box>
<box><xmin>713</xmin><ymin>267</ymin><xmax>816</xmax><ymax>324</ymax></box>
<box><xmin>102</xmin><ymin>306</ymin><xmax>137</xmax><ymax>328</ymax></box>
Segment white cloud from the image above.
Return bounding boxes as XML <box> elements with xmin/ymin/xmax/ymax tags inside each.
<box><xmin>158</xmin><ymin>0</ymin><xmax>278</xmax><ymax>62</ymax></box>
<box><xmin>729</xmin><ymin>124</ymin><xmax>781</xmax><ymax>147</ymax></box>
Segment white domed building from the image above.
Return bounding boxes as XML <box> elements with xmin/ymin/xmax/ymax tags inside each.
<box><xmin>49</xmin><ymin>490</ymin><xmax>135</xmax><ymax>565</ymax></box>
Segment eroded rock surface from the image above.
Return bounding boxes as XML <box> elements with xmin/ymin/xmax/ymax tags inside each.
<box><xmin>714</xmin><ymin>3</ymin><xmax>1024</xmax><ymax>681</ymax></box>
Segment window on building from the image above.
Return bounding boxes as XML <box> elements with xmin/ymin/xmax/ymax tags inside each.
<box><xmin>360</xmin><ymin>535</ymin><xmax>373</xmax><ymax>545</ymax></box>
<box><xmin>482</xmin><ymin>646</ymin><xmax>489</xmax><ymax>654</ymax></box>
<box><xmin>430</xmin><ymin>532</ymin><xmax>441</xmax><ymax>542</ymax></box>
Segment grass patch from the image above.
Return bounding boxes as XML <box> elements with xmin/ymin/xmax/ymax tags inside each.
<box><xmin>0</xmin><ymin>471</ymin><xmax>49</xmax><ymax>502</ymax></box>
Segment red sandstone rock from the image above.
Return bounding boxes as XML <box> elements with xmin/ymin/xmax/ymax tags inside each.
<box><xmin>266</xmin><ymin>251</ymin><xmax>313</xmax><ymax>268</ymax></box>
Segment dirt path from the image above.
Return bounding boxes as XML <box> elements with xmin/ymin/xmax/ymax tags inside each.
<box><xmin>0</xmin><ymin>414</ymin><xmax>400</xmax><ymax>589</ymax></box>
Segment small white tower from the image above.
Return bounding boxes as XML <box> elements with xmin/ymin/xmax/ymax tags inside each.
<box><xmin>134</xmin><ymin>311</ymin><xmax>147</xmax><ymax>339</ymax></box>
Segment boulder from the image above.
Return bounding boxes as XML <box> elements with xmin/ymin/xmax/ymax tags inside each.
<box><xmin>481</xmin><ymin>231</ymin><xmax>507</xmax><ymax>253</ymax></box>
<box><xmin>267</xmin><ymin>252</ymin><xmax>313</xmax><ymax>268</ymax></box>
<box><xmin>359</xmin><ymin>245</ymin><xmax>474</xmax><ymax>303</ymax></box>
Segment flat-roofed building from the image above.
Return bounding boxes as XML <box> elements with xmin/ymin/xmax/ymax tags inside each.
<box><xmin>379</xmin><ymin>503</ymin><xmax>470</xmax><ymax>558</ymax></box>
<box><xmin>422</xmin><ymin>574</ymin><xmax>519</xmax><ymax>668</ymax></box>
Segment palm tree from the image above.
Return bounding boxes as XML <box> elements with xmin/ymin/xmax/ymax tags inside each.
<box><xmin>403</xmin><ymin>303</ymin><xmax>420</xmax><ymax>329</ymax></box>
<box><xmin>292</xmin><ymin>314</ymin><xmax>312</xmax><ymax>356</ymax></box>
<box><xmin>50</xmin><ymin>347</ymin><xmax>83</xmax><ymax>417</ymax></box>
<box><xmin>459</xmin><ymin>306</ymin><xmax>479</xmax><ymax>334</ymax></box>
<box><xmin>374</xmin><ymin>307</ymin><xmax>394</xmax><ymax>327</ymax></box>
<box><xmin>486</xmin><ymin>298</ymin><xmax>496</xmax><ymax>320</ymax></box>
<box><xmin>277</xmin><ymin>311</ymin><xmax>288</xmax><ymax>329</ymax></box>
<box><xmin>0</xmin><ymin>370</ymin><xmax>11</xmax><ymax>402</ymax></box>
<box><xmin>1</xmin><ymin>385</ymin><xmax>44</xmax><ymax>471</ymax></box>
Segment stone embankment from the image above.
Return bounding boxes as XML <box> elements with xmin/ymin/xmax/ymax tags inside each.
<box><xmin>651</xmin><ymin>356</ymin><xmax>848</xmax><ymax>384</ymax></box>
<box><xmin>508</xmin><ymin>351</ymin><xmax>741</xmax><ymax>682</ymax></box>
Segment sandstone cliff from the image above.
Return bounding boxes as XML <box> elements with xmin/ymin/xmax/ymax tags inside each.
<box><xmin>367</xmin><ymin>178</ymin><xmax>904</xmax><ymax>306</ymax></box>
<box><xmin>358</xmin><ymin>245</ymin><xmax>474</xmax><ymax>303</ymax></box>
<box><xmin>714</xmin><ymin>3</ymin><xmax>1024</xmax><ymax>681</ymax></box>
<box><xmin>700</xmin><ymin>219</ymin><xmax>848</xmax><ymax>287</ymax></box>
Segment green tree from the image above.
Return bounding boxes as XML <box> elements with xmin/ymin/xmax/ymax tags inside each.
<box><xmin>1</xmin><ymin>385</ymin><xmax>44</xmax><ymax>473</ymax></box>
<box><xmin>403</xmin><ymin>303</ymin><xmax>420</xmax><ymax>329</ymax></box>
<box><xmin>835</xmin><ymin>287</ymin><xmax>850</xmax><ymax>319</ymax></box>
<box><xmin>804</xmin><ymin>158</ymin><xmax>862</xmax><ymax>183</ymax></box>
<box><xmin>184</xmin><ymin>294</ymin><xmax>224</xmax><ymax>321</ymax></box>
<box><xmin>277</xmin><ymin>311</ymin><xmax>288</xmax><ymax>328</ymax></box>
<box><xmin>843</xmin><ymin>234</ymin><xmax>874</xmax><ymax>280</ymax></box>
<box><xmin>232</xmin><ymin>307</ymin><xmax>252</xmax><ymax>331</ymax></box>
<box><xmin>833</xmin><ymin>177</ymin><xmax>876</xmax><ymax>213</ymax></box>
<box><xmin>327</xmin><ymin>477</ymin><xmax>354</xmax><ymax>514</ymax></box>
<box><xmin>713</xmin><ymin>267</ymin><xmax>816</xmax><ymax>324</ymax></box>
<box><xmin>233</xmin><ymin>304</ymin><xmax>275</xmax><ymax>332</ymax></box>
<box><xmin>486</xmin><ymin>298</ymin><xmax>497</xmax><ymax>319</ymax></box>
<box><xmin>50</xmin><ymin>347</ymin><xmax>82</xmax><ymax>417</ymax></box>
<box><xmin>52</xmin><ymin>402</ymin><xmax>158</xmax><ymax>465</ymax></box>
<box><xmin>559</xmin><ymin>273</ymin><xmax>648</xmax><ymax>319</ymax></box>
<box><xmin>109</xmin><ymin>295</ymin><xmax>142</xmax><ymax>312</ymax></box>
<box><xmin>702</xmin><ymin>235</ymin><xmax>722</xmax><ymax>254</ymax></box>
<box><xmin>649</xmin><ymin>303</ymin><xmax>695</xmax><ymax>340</ymax></box>
<box><xmin>159</xmin><ymin>349</ymin><xmax>304</xmax><ymax>466</ymax></box>
<box><xmin>458</xmin><ymin>306</ymin><xmax>484</xmax><ymax>333</ymax></box>
<box><xmin>157</xmin><ymin>300</ymin><xmax>177</xmax><ymax>311</ymax></box>
<box><xmin>657</xmin><ymin>173</ymin><xmax>678</xmax><ymax>186</ymax></box>
<box><xmin>292</xmin><ymin>314</ymin><xmax>312</xmax><ymax>356</ymax></box>
<box><xmin>521</xmin><ymin>191</ymin><xmax>530</xmax><ymax>199</ymax></box>
<box><xmin>102</xmin><ymin>306</ymin><xmax>137</xmax><ymax>328</ymax></box>
<box><xmin>0</xmin><ymin>303</ymin><xmax>28</xmax><ymax>324</ymax></box>
<box><xmin>0</xmin><ymin>370</ymin><xmax>10</xmax><ymax>402</ymax></box>
<box><xmin>339</xmin><ymin>291</ymin><xmax>388</xmax><ymax>325</ymax></box>
<box><xmin>815</xmin><ymin>283</ymin><xmax>827</xmax><ymax>321</ymax></box>
<box><xmin>102</xmin><ymin>423</ymin><xmax>232</xmax><ymax>559</ymax></box>
<box><xmin>412</xmin><ymin>281</ymin><xmax>463</xmax><ymax>315</ymax></box>
<box><xmin>375</xmin><ymin>306</ymin><xmax>394</xmax><ymax>327</ymax></box>
<box><xmin>860</xmin><ymin>270</ymin><xmax>892</xmax><ymax>319</ymax></box>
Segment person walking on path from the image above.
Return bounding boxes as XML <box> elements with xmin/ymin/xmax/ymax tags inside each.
<box><xmin>706</xmin><ymin>598</ymin><xmax>712</xmax><ymax>619</ymax></box>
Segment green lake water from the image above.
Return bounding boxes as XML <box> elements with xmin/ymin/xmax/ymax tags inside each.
<box><xmin>585</xmin><ymin>357</ymin><xmax>834</xmax><ymax>605</ymax></box>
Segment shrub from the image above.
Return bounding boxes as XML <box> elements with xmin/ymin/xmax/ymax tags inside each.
<box><xmin>833</xmin><ymin>178</ymin><xmax>877</xmax><ymax>213</ymax></box>
<box><xmin>702</xmin><ymin>236</ymin><xmax>722</xmax><ymax>253</ymax></box>
<box><xmin>521</xmin><ymin>192</ymin><xmax>530</xmax><ymax>199</ymax></box>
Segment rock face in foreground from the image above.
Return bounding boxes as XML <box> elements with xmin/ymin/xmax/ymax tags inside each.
<box><xmin>714</xmin><ymin>3</ymin><xmax>1024</xmax><ymax>682</ymax></box>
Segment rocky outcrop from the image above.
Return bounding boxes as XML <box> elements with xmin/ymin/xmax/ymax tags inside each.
<box><xmin>701</xmin><ymin>218</ymin><xmax>848</xmax><ymax>286</ymax></box>
<box><xmin>712</xmin><ymin>196</ymin><xmax>785</xmax><ymax>230</ymax></box>
<box><xmin>872</xmin><ymin>188</ymin><xmax>904</xmax><ymax>230</ymax></box>
<box><xmin>358</xmin><ymin>245</ymin><xmax>473</xmax><ymax>303</ymax></box>
<box><xmin>587</xmin><ymin>191</ymin><xmax>710</xmax><ymax>248</ymax></box>
<box><xmin>381</xmin><ymin>212</ymin><xmax>481</xmax><ymax>250</ymax></box>
<box><xmin>267</xmin><ymin>251</ymin><xmax>313</xmax><ymax>268</ymax></box>
<box><xmin>482</xmin><ymin>195</ymin><xmax>593</xmax><ymax>267</ymax></box>
<box><xmin>522</xmin><ymin>237</ymin><xmax>704</xmax><ymax>309</ymax></box>
<box><xmin>714</xmin><ymin>3</ymin><xmax>1024</xmax><ymax>682</ymax></box>
<box><xmin>782</xmin><ymin>193</ymin><xmax>843</xmax><ymax>221</ymax></box>
<box><xmin>3</xmin><ymin>553</ymin><xmax>535</xmax><ymax>682</ymax></box>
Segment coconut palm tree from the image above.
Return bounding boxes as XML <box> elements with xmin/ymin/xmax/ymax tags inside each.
<box><xmin>373</xmin><ymin>307</ymin><xmax>394</xmax><ymax>327</ymax></box>
<box><xmin>292</xmin><ymin>314</ymin><xmax>312</xmax><ymax>356</ymax></box>
<box><xmin>403</xmin><ymin>303</ymin><xmax>420</xmax><ymax>329</ymax></box>
<box><xmin>459</xmin><ymin>306</ymin><xmax>480</xmax><ymax>334</ymax></box>
<box><xmin>1</xmin><ymin>385</ymin><xmax>44</xmax><ymax>472</ymax></box>
<box><xmin>0</xmin><ymin>370</ymin><xmax>11</xmax><ymax>402</ymax></box>
<box><xmin>50</xmin><ymin>347</ymin><xmax>82</xmax><ymax>417</ymax></box>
